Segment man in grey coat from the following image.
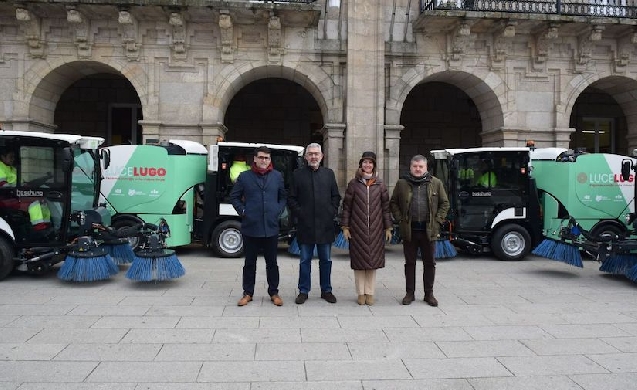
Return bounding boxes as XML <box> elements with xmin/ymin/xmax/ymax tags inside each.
<box><xmin>288</xmin><ymin>143</ymin><xmax>341</xmax><ymax>304</ymax></box>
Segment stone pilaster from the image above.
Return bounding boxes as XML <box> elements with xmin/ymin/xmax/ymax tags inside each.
<box><xmin>201</xmin><ymin>123</ymin><xmax>228</xmax><ymax>147</ymax></box>
<box><xmin>384</xmin><ymin>124</ymin><xmax>403</xmax><ymax>193</ymax></box>
<box><xmin>320</xmin><ymin>123</ymin><xmax>346</xmax><ymax>189</ymax></box>
<box><xmin>345</xmin><ymin>0</ymin><xmax>384</xmax><ymax>184</ymax></box>
<box><xmin>139</xmin><ymin>120</ymin><xmax>161</xmax><ymax>144</ymax></box>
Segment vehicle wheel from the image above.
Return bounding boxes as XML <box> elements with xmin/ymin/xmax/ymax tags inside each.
<box><xmin>491</xmin><ymin>223</ymin><xmax>531</xmax><ymax>261</ymax></box>
<box><xmin>211</xmin><ymin>220</ymin><xmax>243</xmax><ymax>258</ymax></box>
<box><xmin>0</xmin><ymin>237</ymin><xmax>15</xmax><ymax>280</ymax></box>
<box><xmin>111</xmin><ymin>217</ymin><xmax>143</xmax><ymax>249</ymax></box>
<box><xmin>590</xmin><ymin>223</ymin><xmax>624</xmax><ymax>241</ymax></box>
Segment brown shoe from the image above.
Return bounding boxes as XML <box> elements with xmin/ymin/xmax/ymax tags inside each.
<box><xmin>365</xmin><ymin>295</ymin><xmax>374</xmax><ymax>306</ymax></box>
<box><xmin>237</xmin><ymin>295</ymin><xmax>252</xmax><ymax>306</ymax></box>
<box><xmin>424</xmin><ymin>294</ymin><xmax>438</xmax><ymax>307</ymax></box>
<box><xmin>357</xmin><ymin>295</ymin><xmax>365</xmax><ymax>305</ymax></box>
<box><xmin>270</xmin><ymin>295</ymin><xmax>283</xmax><ymax>306</ymax></box>
<box><xmin>401</xmin><ymin>293</ymin><xmax>415</xmax><ymax>305</ymax></box>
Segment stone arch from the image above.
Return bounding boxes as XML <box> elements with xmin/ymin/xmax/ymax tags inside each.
<box><xmin>207</xmin><ymin>61</ymin><xmax>336</xmax><ymax>126</ymax></box>
<box><xmin>18</xmin><ymin>59</ymin><xmax>148</xmax><ymax>130</ymax></box>
<box><xmin>387</xmin><ymin>68</ymin><xmax>506</xmax><ymax>134</ymax></box>
<box><xmin>560</xmin><ymin>73</ymin><xmax>637</xmax><ymax>135</ymax></box>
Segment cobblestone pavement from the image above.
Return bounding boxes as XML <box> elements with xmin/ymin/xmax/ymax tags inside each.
<box><xmin>1</xmin><ymin>245</ymin><xmax>637</xmax><ymax>390</ymax></box>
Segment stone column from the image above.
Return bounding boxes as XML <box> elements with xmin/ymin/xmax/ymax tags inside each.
<box><xmin>321</xmin><ymin>123</ymin><xmax>346</xmax><ymax>188</ymax></box>
<box><xmin>201</xmin><ymin>123</ymin><xmax>228</xmax><ymax>147</ymax></box>
<box><xmin>345</xmin><ymin>0</ymin><xmax>385</xmax><ymax>177</ymax></box>
<box><xmin>384</xmin><ymin>124</ymin><xmax>403</xmax><ymax>194</ymax></box>
<box><xmin>553</xmin><ymin>127</ymin><xmax>575</xmax><ymax>148</ymax></box>
<box><xmin>139</xmin><ymin>120</ymin><xmax>161</xmax><ymax>144</ymax></box>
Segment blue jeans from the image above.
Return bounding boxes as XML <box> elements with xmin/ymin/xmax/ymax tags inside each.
<box><xmin>298</xmin><ymin>243</ymin><xmax>332</xmax><ymax>294</ymax></box>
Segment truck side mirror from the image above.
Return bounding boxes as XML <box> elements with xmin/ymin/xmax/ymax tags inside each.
<box><xmin>100</xmin><ymin>149</ymin><xmax>110</xmax><ymax>169</ymax></box>
<box><xmin>62</xmin><ymin>148</ymin><xmax>73</xmax><ymax>173</ymax></box>
<box><xmin>621</xmin><ymin>159</ymin><xmax>632</xmax><ymax>181</ymax></box>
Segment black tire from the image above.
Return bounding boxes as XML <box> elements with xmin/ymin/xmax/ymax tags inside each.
<box><xmin>491</xmin><ymin>223</ymin><xmax>531</xmax><ymax>261</ymax></box>
<box><xmin>0</xmin><ymin>237</ymin><xmax>15</xmax><ymax>281</ymax></box>
<box><xmin>211</xmin><ymin>220</ymin><xmax>243</xmax><ymax>258</ymax></box>
<box><xmin>111</xmin><ymin>216</ymin><xmax>144</xmax><ymax>249</ymax></box>
<box><xmin>590</xmin><ymin>223</ymin><xmax>624</xmax><ymax>241</ymax></box>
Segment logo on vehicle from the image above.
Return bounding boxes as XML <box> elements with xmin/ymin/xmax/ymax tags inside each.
<box><xmin>128</xmin><ymin>189</ymin><xmax>136</xmax><ymax>196</ymax></box>
<box><xmin>577</xmin><ymin>172</ymin><xmax>587</xmax><ymax>183</ymax></box>
<box><xmin>17</xmin><ymin>189</ymin><xmax>44</xmax><ymax>197</ymax></box>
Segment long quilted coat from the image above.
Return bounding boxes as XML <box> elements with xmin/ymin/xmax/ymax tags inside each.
<box><xmin>340</xmin><ymin>171</ymin><xmax>393</xmax><ymax>270</ymax></box>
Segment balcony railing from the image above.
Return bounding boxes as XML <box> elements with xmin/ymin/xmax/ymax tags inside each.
<box><xmin>420</xmin><ymin>0</ymin><xmax>637</xmax><ymax>18</ymax></box>
<box><xmin>249</xmin><ymin>0</ymin><xmax>318</xmax><ymax>3</ymax></box>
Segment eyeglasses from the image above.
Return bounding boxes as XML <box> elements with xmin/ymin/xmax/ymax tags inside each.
<box><xmin>306</xmin><ymin>152</ymin><xmax>321</xmax><ymax>157</ymax></box>
<box><xmin>256</xmin><ymin>156</ymin><xmax>271</xmax><ymax>160</ymax></box>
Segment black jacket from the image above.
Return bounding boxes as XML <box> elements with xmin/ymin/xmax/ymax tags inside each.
<box><xmin>288</xmin><ymin>165</ymin><xmax>341</xmax><ymax>244</ymax></box>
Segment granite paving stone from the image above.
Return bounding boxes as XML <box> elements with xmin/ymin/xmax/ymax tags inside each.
<box><xmin>497</xmin><ymin>355</ymin><xmax>609</xmax><ymax>375</ymax></box>
<box><xmin>305</xmin><ymin>359</ymin><xmax>411</xmax><ymax>381</ymax></box>
<box><xmin>156</xmin><ymin>343</ymin><xmax>255</xmax><ymax>361</ymax></box>
<box><xmin>255</xmin><ymin>342</ymin><xmax>351</xmax><ymax>360</ymax></box>
<box><xmin>86</xmin><ymin>362</ymin><xmax>202</xmax><ymax>382</ymax></box>
<box><xmin>403</xmin><ymin>357</ymin><xmax>512</xmax><ymax>379</ymax></box>
<box><xmin>1</xmin><ymin>250</ymin><xmax>636</xmax><ymax>388</ymax></box>
<box><xmin>198</xmin><ymin>361</ymin><xmax>305</xmax><ymax>382</ymax></box>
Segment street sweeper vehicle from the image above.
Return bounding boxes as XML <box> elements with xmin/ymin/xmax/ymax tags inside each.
<box><xmin>100</xmin><ymin>140</ymin><xmax>304</xmax><ymax>257</ymax></box>
<box><xmin>532</xmin><ymin>150</ymin><xmax>637</xmax><ymax>276</ymax></box>
<box><xmin>0</xmin><ymin>131</ymin><xmax>110</xmax><ymax>280</ymax></box>
<box><xmin>431</xmin><ymin>146</ymin><xmax>637</xmax><ymax>262</ymax></box>
<box><xmin>430</xmin><ymin>147</ymin><xmax>542</xmax><ymax>261</ymax></box>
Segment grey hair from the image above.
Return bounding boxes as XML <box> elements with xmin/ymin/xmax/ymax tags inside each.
<box><xmin>411</xmin><ymin>154</ymin><xmax>427</xmax><ymax>164</ymax></box>
<box><xmin>305</xmin><ymin>143</ymin><xmax>322</xmax><ymax>154</ymax></box>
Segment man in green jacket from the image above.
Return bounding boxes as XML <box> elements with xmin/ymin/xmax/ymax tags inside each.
<box><xmin>390</xmin><ymin>155</ymin><xmax>450</xmax><ymax>306</ymax></box>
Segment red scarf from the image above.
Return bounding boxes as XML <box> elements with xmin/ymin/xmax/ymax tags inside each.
<box><xmin>252</xmin><ymin>162</ymin><xmax>273</xmax><ymax>175</ymax></box>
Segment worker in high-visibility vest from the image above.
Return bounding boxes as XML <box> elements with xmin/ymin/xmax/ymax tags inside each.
<box><xmin>458</xmin><ymin>167</ymin><xmax>475</xmax><ymax>185</ymax></box>
<box><xmin>229</xmin><ymin>154</ymin><xmax>250</xmax><ymax>183</ymax></box>
<box><xmin>477</xmin><ymin>160</ymin><xmax>498</xmax><ymax>188</ymax></box>
<box><xmin>28</xmin><ymin>199</ymin><xmax>52</xmax><ymax>232</ymax></box>
<box><xmin>0</xmin><ymin>150</ymin><xmax>17</xmax><ymax>187</ymax></box>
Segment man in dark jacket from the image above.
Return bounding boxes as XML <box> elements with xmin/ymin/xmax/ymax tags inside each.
<box><xmin>230</xmin><ymin>146</ymin><xmax>287</xmax><ymax>307</ymax></box>
<box><xmin>390</xmin><ymin>154</ymin><xmax>450</xmax><ymax>307</ymax></box>
<box><xmin>288</xmin><ymin>143</ymin><xmax>341</xmax><ymax>304</ymax></box>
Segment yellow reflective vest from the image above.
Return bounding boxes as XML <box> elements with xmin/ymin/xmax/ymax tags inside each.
<box><xmin>0</xmin><ymin>161</ymin><xmax>17</xmax><ymax>186</ymax></box>
<box><xmin>28</xmin><ymin>200</ymin><xmax>51</xmax><ymax>227</ymax></box>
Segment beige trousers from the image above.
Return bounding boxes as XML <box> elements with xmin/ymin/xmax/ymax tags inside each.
<box><xmin>354</xmin><ymin>269</ymin><xmax>377</xmax><ymax>296</ymax></box>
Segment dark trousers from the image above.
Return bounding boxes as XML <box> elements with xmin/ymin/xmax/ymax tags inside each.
<box><xmin>402</xmin><ymin>229</ymin><xmax>436</xmax><ymax>295</ymax></box>
<box><xmin>242</xmin><ymin>235</ymin><xmax>280</xmax><ymax>297</ymax></box>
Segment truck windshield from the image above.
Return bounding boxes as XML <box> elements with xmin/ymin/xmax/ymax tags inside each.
<box><xmin>72</xmin><ymin>149</ymin><xmax>99</xmax><ymax>211</ymax></box>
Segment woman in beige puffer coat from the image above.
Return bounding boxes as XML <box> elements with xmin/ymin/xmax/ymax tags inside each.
<box><xmin>340</xmin><ymin>151</ymin><xmax>393</xmax><ymax>305</ymax></box>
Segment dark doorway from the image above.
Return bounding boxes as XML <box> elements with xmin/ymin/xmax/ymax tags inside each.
<box><xmin>55</xmin><ymin>73</ymin><xmax>142</xmax><ymax>145</ymax></box>
<box><xmin>569</xmin><ymin>86</ymin><xmax>626</xmax><ymax>154</ymax></box>
<box><xmin>400</xmin><ymin>82</ymin><xmax>482</xmax><ymax>175</ymax></box>
<box><xmin>224</xmin><ymin>78</ymin><xmax>323</xmax><ymax>147</ymax></box>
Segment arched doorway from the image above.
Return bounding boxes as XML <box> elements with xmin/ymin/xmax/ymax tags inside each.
<box><xmin>400</xmin><ymin>81</ymin><xmax>482</xmax><ymax>174</ymax></box>
<box><xmin>55</xmin><ymin>74</ymin><xmax>142</xmax><ymax>145</ymax></box>
<box><xmin>224</xmin><ymin>78</ymin><xmax>323</xmax><ymax>147</ymax></box>
<box><xmin>569</xmin><ymin>80</ymin><xmax>632</xmax><ymax>154</ymax></box>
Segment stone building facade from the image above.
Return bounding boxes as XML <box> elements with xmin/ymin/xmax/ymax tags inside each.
<box><xmin>1</xmin><ymin>0</ymin><xmax>637</xmax><ymax>190</ymax></box>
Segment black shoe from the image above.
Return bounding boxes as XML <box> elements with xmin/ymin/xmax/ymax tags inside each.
<box><xmin>295</xmin><ymin>293</ymin><xmax>308</xmax><ymax>304</ymax></box>
<box><xmin>424</xmin><ymin>294</ymin><xmax>439</xmax><ymax>307</ymax></box>
<box><xmin>402</xmin><ymin>293</ymin><xmax>415</xmax><ymax>305</ymax></box>
<box><xmin>321</xmin><ymin>291</ymin><xmax>337</xmax><ymax>303</ymax></box>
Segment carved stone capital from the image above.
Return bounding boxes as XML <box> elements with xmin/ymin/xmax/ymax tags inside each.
<box><xmin>577</xmin><ymin>26</ymin><xmax>603</xmax><ymax>69</ymax></box>
<box><xmin>491</xmin><ymin>21</ymin><xmax>516</xmax><ymax>68</ymax></box>
<box><xmin>169</xmin><ymin>12</ymin><xmax>187</xmax><ymax>60</ymax></box>
<box><xmin>118</xmin><ymin>10</ymin><xmax>139</xmax><ymax>61</ymax></box>
<box><xmin>449</xmin><ymin>22</ymin><xmax>473</xmax><ymax>63</ymax></box>
<box><xmin>67</xmin><ymin>7</ymin><xmax>92</xmax><ymax>58</ymax></box>
<box><xmin>15</xmin><ymin>7</ymin><xmax>45</xmax><ymax>58</ymax></box>
<box><xmin>219</xmin><ymin>10</ymin><xmax>234</xmax><ymax>63</ymax></box>
<box><xmin>268</xmin><ymin>15</ymin><xmax>283</xmax><ymax>64</ymax></box>
<box><xmin>533</xmin><ymin>24</ymin><xmax>559</xmax><ymax>68</ymax></box>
